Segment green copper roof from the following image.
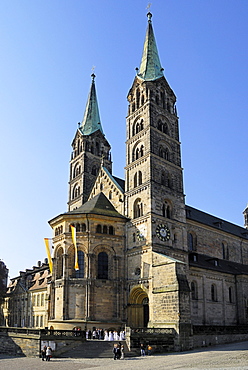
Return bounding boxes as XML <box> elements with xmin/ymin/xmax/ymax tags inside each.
<box><xmin>137</xmin><ymin>12</ymin><xmax>164</xmax><ymax>81</ymax></box>
<box><xmin>79</xmin><ymin>74</ymin><xmax>104</xmax><ymax>136</ymax></box>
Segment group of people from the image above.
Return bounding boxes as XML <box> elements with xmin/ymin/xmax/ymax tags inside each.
<box><xmin>85</xmin><ymin>328</ymin><xmax>125</xmax><ymax>341</ymax></box>
<box><xmin>41</xmin><ymin>345</ymin><xmax>52</xmax><ymax>361</ymax></box>
<box><xmin>113</xmin><ymin>343</ymin><xmax>125</xmax><ymax>360</ymax></box>
<box><xmin>140</xmin><ymin>343</ymin><xmax>153</xmax><ymax>356</ymax></box>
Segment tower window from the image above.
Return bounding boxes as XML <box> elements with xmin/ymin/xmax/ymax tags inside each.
<box><xmin>162</xmin><ymin>203</ymin><xmax>171</xmax><ymax>218</ymax></box>
<box><xmin>92</xmin><ymin>166</ymin><xmax>97</xmax><ymax>175</ymax></box>
<box><xmin>109</xmin><ymin>226</ymin><xmax>114</xmax><ymax>235</ymax></box>
<box><xmin>103</xmin><ymin>225</ymin><xmax>108</xmax><ymax>234</ymax></box>
<box><xmin>229</xmin><ymin>286</ymin><xmax>234</xmax><ymax>303</ymax></box>
<box><xmin>72</xmin><ymin>184</ymin><xmax>80</xmax><ymax>199</ymax></box>
<box><xmin>134</xmin><ymin>198</ymin><xmax>143</xmax><ymax>218</ymax></box>
<box><xmin>95</xmin><ymin>141</ymin><xmax>100</xmax><ymax>156</ymax></box>
<box><xmin>97</xmin><ymin>252</ymin><xmax>108</xmax><ymax>279</ymax></box>
<box><xmin>159</xmin><ymin>146</ymin><xmax>169</xmax><ymax>160</ymax></box>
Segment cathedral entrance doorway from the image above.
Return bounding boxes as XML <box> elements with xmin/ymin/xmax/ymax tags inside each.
<box><xmin>128</xmin><ymin>287</ymin><xmax>149</xmax><ymax>328</ymax></box>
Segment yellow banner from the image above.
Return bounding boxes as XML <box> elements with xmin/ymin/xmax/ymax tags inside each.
<box><xmin>44</xmin><ymin>238</ymin><xmax>53</xmax><ymax>273</ymax></box>
<box><xmin>70</xmin><ymin>225</ymin><xmax>79</xmax><ymax>270</ymax></box>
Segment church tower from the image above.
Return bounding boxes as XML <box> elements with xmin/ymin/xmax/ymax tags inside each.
<box><xmin>68</xmin><ymin>74</ymin><xmax>112</xmax><ymax>211</ymax></box>
<box><xmin>125</xmin><ymin>12</ymin><xmax>187</xmax><ymax>259</ymax></box>
<box><xmin>125</xmin><ymin>13</ymin><xmax>190</xmax><ymax>340</ymax></box>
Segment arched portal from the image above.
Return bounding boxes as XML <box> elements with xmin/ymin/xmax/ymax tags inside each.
<box><xmin>128</xmin><ymin>287</ymin><xmax>149</xmax><ymax>328</ymax></box>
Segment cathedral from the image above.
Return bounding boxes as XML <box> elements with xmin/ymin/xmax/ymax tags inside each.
<box><xmin>4</xmin><ymin>12</ymin><xmax>248</xmax><ymax>350</ymax></box>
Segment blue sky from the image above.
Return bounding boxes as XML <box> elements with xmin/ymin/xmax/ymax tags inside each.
<box><xmin>0</xmin><ymin>0</ymin><xmax>247</xmax><ymax>278</ymax></box>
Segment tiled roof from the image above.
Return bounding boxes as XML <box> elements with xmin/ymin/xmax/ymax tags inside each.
<box><xmin>186</xmin><ymin>205</ymin><xmax>248</xmax><ymax>240</ymax></box>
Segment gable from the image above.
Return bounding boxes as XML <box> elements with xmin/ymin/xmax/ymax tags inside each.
<box><xmin>89</xmin><ymin>167</ymin><xmax>125</xmax><ymax>215</ymax></box>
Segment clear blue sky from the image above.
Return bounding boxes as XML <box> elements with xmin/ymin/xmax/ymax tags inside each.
<box><xmin>0</xmin><ymin>0</ymin><xmax>247</xmax><ymax>278</ymax></box>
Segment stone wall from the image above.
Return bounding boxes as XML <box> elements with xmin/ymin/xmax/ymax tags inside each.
<box><xmin>0</xmin><ymin>332</ymin><xmax>39</xmax><ymax>357</ymax></box>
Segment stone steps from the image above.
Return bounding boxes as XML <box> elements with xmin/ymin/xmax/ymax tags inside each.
<box><xmin>58</xmin><ymin>340</ymin><xmax>138</xmax><ymax>358</ymax></box>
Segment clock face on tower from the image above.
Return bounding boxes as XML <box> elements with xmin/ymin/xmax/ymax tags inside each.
<box><xmin>156</xmin><ymin>224</ymin><xmax>170</xmax><ymax>242</ymax></box>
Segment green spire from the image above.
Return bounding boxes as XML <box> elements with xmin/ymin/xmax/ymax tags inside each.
<box><xmin>137</xmin><ymin>12</ymin><xmax>164</xmax><ymax>81</ymax></box>
<box><xmin>79</xmin><ymin>74</ymin><xmax>104</xmax><ymax>136</ymax></box>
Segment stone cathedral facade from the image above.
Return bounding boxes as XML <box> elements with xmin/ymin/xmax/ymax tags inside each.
<box><xmin>4</xmin><ymin>13</ymin><xmax>248</xmax><ymax>349</ymax></box>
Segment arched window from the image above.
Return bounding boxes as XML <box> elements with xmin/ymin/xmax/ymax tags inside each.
<box><xmin>141</xmin><ymin>95</ymin><xmax>144</xmax><ymax>105</ymax></box>
<box><xmin>76</xmin><ymin>223</ymin><xmax>80</xmax><ymax>232</ymax></box>
<box><xmin>72</xmin><ymin>184</ymin><xmax>80</xmax><ymax>199</ymax></box>
<box><xmin>56</xmin><ymin>248</ymin><xmax>63</xmax><ymax>279</ymax></box>
<box><xmin>188</xmin><ymin>233</ymin><xmax>197</xmax><ymax>251</ymax></box>
<box><xmin>81</xmin><ymin>223</ymin><xmax>86</xmax><ymax>232</ymax></box>
<box><xmin>134</xmin><ymin>198</ymin><xmax>143</xmax><ymax>218</ymax></box>
<box><xmin>75</xmin><ymin>251</ymin><xmax>84</xmax><ymax>278</ymax></box>
<box><xmin>73</xmin><ymin>163</ymin><xmax>81</xmax><ymax>178</ymax></box>
<box><xmin>140</xmin><ymin>145</ymin><xmax>144</xmax><ymax>157</ymax></box>
<box><xmin>109</xmin><ymin>226</ymin><xmax>114</xmax><ymax>235</ymax></box>
<box><xmin>134</xmin><ymin>172</ymin><xmax>137</xmax><ymax>188</ymax></box>
<box><xmin>162</xmin><ymin>203</ymin><xmax>171</xmax><ymax>219</ymax></box>
<box><xmin>138</xmin><ymin>171</ymin><xmax>142</xmax><ymax>185</ymax></box>
<box><xmin>103</xmin><ymin>225</ymin><xmax>108</xmax><ymax>234</ymax></box>
<box><xmin>211</xmin><ymin>284</ymin><xmax>217</xmax><ymax>302</ymax></box>
<box><xmin>98</xmin><ymin>252</ymin><xmax>108</xmax><ymax>279</ymax></box>
<box><xmin>96</xmin><ymin>224</ymin><xmax>102</xmax><ymax>233</ymax></box>
<box><xmin>136</xmin><ymin>89</ymin><xmax>140</xmax><ymax>109</ymax></box>
<box><xmin>222</xmin><ymin>243</ymin><xmax>229</xmax><ymax>260</ymax></box>
<box><xmin>109</xmin><ymin>191</ymin><xmax>112</xmax><ymax>200</ymax></box>
<box><xmin>191</xmin><ymin>281</ymin><xmax>198</xmax><ymax>300</ymax></box>
<box><xmin>68</xmin><ymin>245</ymin><xmax>75</xmax><ymax>278</ymax></box>
<box><xmin>135</xmin><ymin>147</ymin><xmax>139</xmax><ymax>160</ymax></box>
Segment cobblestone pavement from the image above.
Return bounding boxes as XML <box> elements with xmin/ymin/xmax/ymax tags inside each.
<box><xmin>1</xmin><ymin>341</ymin><xmax>248</xmax><ymax>370</ymax></box>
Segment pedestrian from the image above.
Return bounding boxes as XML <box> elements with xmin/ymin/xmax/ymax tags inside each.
<box><xmin>113</xmin><ymin>344</ymin><xmax>119</xmax><ymax>360</ymax></box>
<box><xmin>46</xmin><ymin>346</ymin><xmax>52</xmax><ymax>361</ymax></box>
<box><xmin>147</xmin><ymin>344</ymin><xmax>152</xmax><ymax>355</ymax></box>
<box><xmin>140</xmin><ymin>343</ymin><xmax>145</xmax><ymax>356</ymax></box>
<box><xmin>120</xmin><ymin>344</ymin><xmax>125</xmax><ymax>359</ymax></box>
<box><xmin>41</xmin><ymin>345</ymin><xmax>47</xmax><ymax>361</ymax></box>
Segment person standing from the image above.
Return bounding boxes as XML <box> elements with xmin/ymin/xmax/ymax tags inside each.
<box><xmin>113</xmin><ymin>344</ymin><xmax>119</xmax><ymax>360</ymax></box>
<box><xmin>46</xmin><ymin>346</ymin><xmax>52</xmax><ymax>361</ymax></box>
<box><xmin>120</xmin><ymin>344</ymin><xmax>125</xmax><ymax>359</ymax></box>
<box><xmin>140</xmin><ymin>343</ymin><xmax>145</xmax><ymax>356</ymax></box>
<box><xmin>147</xmin><ymin>344</ymin><xmax>153</xmax><ymax>355</ymax></box>
<box><xmin>41</xmin><ymin>345</ymin><xmax>47</xmax><ymax>361</ymax></box>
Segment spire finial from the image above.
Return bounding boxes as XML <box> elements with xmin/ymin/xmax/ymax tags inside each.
<box><xmin>146</xmin><ymin>3</ymin><xmax>152</xmax><ymax>22</ymax></box>
<box><xmin>91</xmin><ymin>66</ymin><xmax>96</xmax><ymax>80</ymax></box>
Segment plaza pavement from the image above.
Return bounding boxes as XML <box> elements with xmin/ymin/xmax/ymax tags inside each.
<box><xmin>0</xmin><ymin>340</ymin><xmax>248</xmax><ymax>369</ymax></box>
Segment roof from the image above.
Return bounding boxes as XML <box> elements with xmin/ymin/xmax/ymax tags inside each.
<box><xmin>189</xmin><ymin>253</ymin><xmax>248</xmax><ymax>276</ymax></box>
<box><xmin>137</xmin><ymin>12</ymin><xmax>164</xmax><ymax>81</ymax></box>
<box><xmin>102</xmin><ymin>166</ymin><xmax>125</xmax><ymax>193</ymax></box>
<box><xmin>66</xmin><ymin>192</ymin><xmax>127</xmax><ymax>219</ymax></box>
<box><xmin>79</xmin><ymin>74</ymin><xmax>104</xmax><ymax>136</ymax></box>
<box><xmin>113</xmin><ymin>176</ymin><xmax>125</xmax><ymax>192</ymax></box>
<box><xmin>186</xmin><ymin>205</ymin><xmax>248</xmax><ymax>240</ymax></box>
